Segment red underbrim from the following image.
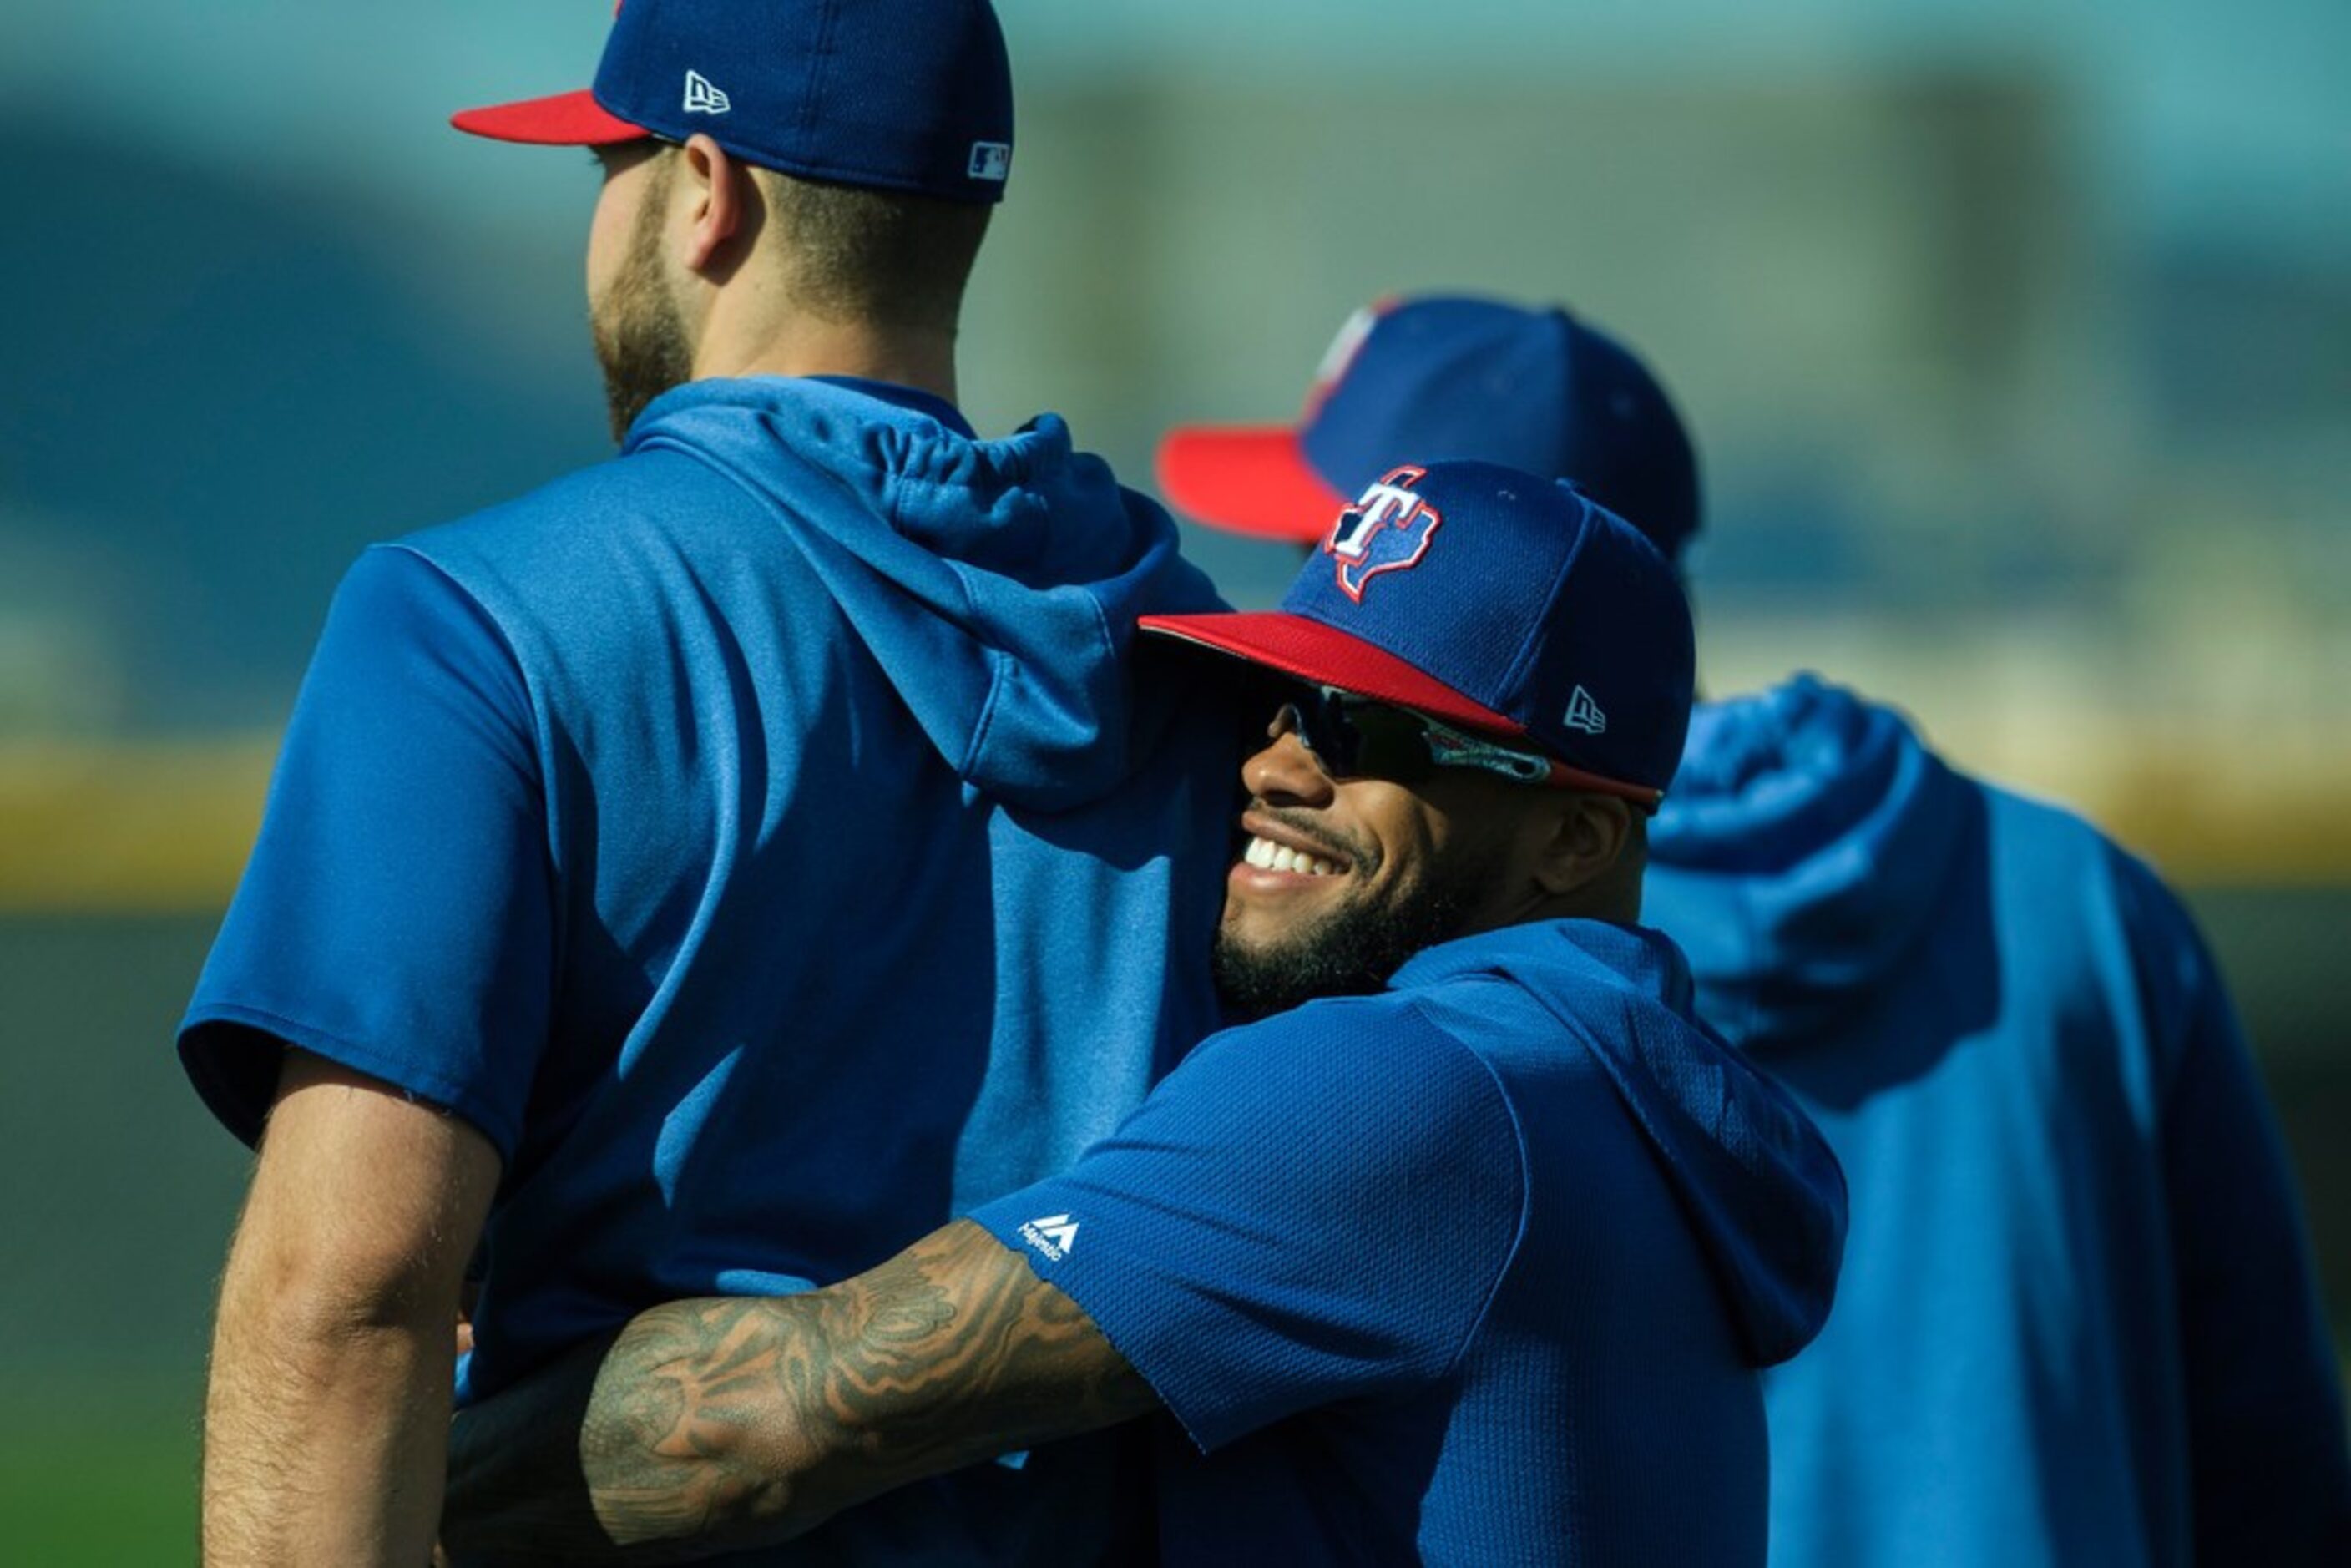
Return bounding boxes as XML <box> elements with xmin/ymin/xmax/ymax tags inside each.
<box><xmin>451</xmin><ymin>89</ymin><xmax>650</xmax><ymax>147</ymax></box>
<box><xmin>1138</xmin><ymin>610</ymin><xmax>1665</xmax><ymax>807</ymax></box>
<box><xmin>1140</xmin><ymin>610</ymin><xmax>1515</xmax><ymax>739</ymax></box>
<box><xmin>1154</xmin><ymin>426</ymin><xmax>1347</xmax><ymax>543</ymax></box>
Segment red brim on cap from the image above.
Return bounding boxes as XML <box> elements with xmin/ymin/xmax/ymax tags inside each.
<box><xmin>451</xmin><ymin>89</ymin><xmax>650</xmax><ymax>146</ymax></box>
<box><xmin>1140</xmin><ymin>610</ymin><xmax>1525</xmax><ymax>740</ymax></box>
<box><xmin>1138</xmin><ymin>610</ymin><xmax>1667</xmax><ymax>806</ymax></box>
<box><xmin>1155</xmin><ymin>427</ymin><xmax>1348</xmax><ymax>544</ymax></box>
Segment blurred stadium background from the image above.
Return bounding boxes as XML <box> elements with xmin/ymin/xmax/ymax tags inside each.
<box><xmin>3</xmin><ymin>0</ymin><xmax>2344</xmax><ymax>1556</ymax></box>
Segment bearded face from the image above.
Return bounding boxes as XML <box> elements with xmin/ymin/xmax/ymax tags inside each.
<box><xmin>1211</xmin><ymin>852</ymin><xmax>1493</xmax><ymax>1018</ymax></box>
<box><xmin>1212</xmin><ymin>797</ymin><xmax>1511</xmax><ymax>1019</ymax></box>
<box><xmin>589</xmin><ymin>150</ymin><xmax>695</xmax><ymax>446</ymax></box>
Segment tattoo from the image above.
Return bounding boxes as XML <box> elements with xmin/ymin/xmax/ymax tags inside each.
<box><xmin>439</xmin><ymin>1222</ymin><xmax>1156</xmax><ymax>1561</ymax></box>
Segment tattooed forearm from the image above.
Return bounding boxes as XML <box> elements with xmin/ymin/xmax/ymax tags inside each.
<box><xmin>438</xmin><ymin>1222</ymin><xmax>1157</xmax><ymax>1561</ymax></box>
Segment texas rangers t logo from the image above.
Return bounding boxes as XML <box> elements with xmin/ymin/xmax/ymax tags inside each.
<box><xmin>1326</xmin><ymin>466</ymin><xmax>1443</xmax><ymax>603</ymax></box>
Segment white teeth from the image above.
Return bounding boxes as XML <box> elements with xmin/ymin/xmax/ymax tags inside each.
<box><xmin>1244</xmin><ymin>836</ymin><xmax>1340</xmax><ymax>877</ymax></box>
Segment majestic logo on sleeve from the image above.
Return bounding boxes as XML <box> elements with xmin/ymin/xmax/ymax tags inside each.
<box><xmin>1018</xmin><ymin>1213</ymin><xmax>1079</xmax><ymax>1262</ymax></box>
<box><xmin>1325</xmin><ymin>466</ymin><xmax>1443</xmax><ymax>603</ymax></box>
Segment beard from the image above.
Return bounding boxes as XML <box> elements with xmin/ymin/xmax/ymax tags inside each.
<box><xmin>1211</xmin><ymin>842</ymin><xmax>1499</xmax><ymax>1021</ymax></box>
<box><xmin>590</xmin><ymin>159</ymin><xmax>694</xmax><ymax>446</ymax></box>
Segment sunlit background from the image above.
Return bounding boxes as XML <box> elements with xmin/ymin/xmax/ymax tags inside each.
<box><xmin>3</xmin><ymin>1</ymin><xmax>2344</xmax><ymax>1555</ymax></box>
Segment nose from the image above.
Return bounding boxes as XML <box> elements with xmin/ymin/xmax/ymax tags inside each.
<box><xmin>1241</xmin><ymin>712</ymin><xmax>1336</xmax><ymax>807</ymax></box>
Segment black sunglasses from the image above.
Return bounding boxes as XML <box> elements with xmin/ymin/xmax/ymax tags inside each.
<box><xmin>1270</xmin><ymin>685</ymin><xmax>1566</xmax><ymax>789</ymax></box>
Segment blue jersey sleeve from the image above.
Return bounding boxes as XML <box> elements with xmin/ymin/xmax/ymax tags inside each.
<box><xmin>179</xmin><ymin>544</ymin><xmax>552</xmax><ymax>1161</ymax></box>
<box><xmin>968</xmin><ymin>997</ymin><xmax>1529</xmax><ymax>1452</ymax></box>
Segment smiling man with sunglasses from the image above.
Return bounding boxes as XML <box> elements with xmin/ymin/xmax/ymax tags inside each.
<box><xmin>1208</xmin><ymin>680</ymin><xmax>1656</xmax><ymax>1019</ymax></box>
<box><xmin>438</xmin><ymin>460</ymin><xmax>1847</xmax><ymax>1566</ymax></box>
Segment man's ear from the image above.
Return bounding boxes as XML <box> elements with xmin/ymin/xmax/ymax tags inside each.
<box><xmin>676</xmin><ymin>133</ymin><xmax>748</xmax><ymax>274</ymax></box>
<box><xmin>1528</xmin><ymin>793</ymin><xmax>1633</xmax><ymax>899</ymax></box>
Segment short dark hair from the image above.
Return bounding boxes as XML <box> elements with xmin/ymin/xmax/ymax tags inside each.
<box><xmin>751</xmin><ymin>167</ymin><xmax>991</xmax><ymax>333</ymax></box>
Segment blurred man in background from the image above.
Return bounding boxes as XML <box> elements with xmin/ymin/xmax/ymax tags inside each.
<box><xmin>177</xmin><ymin>3</ymin><xmax>1241</xmax><ymax>1561</ymax></box>
<box><xmin>1158</xmin><ymin>292</ymin><xmax>2351</xmax><ymax>1565</ymax></box>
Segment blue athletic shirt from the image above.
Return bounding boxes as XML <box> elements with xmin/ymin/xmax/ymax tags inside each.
<box><xmin>971</xmin><ymin>919</ymin><xmax>1849</xmax><ymax>1567</ymax></box>
<box><xmin>179</xmin><ymin>375</ymin><xmax>1242</xmax><ymax>1565</ymax></box>
<box><xmin>1646</xmin><ymin>675</ymin><xmax>2351</xmax><ymax>1567</ymax></box>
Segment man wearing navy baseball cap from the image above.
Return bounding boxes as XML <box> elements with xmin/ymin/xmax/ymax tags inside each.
<box><xmin>451</xmin><ymin>0</ymin><xmax>1019</xmax><ymax>443</ymax></box>
<box><xmin>438</xmin><ymin>462</ymin><xmax>1847</xmax><ymax>1567</ymax></box>
<box><xmin>1162</xmin><ymin>294</ymin><xmax>2351</xmax><ymax>1565</ymax></box>
<box><xmin>182</xmin><ymin>3</ymin><xmax>1247</xmax><ymax>1561</ymax></box>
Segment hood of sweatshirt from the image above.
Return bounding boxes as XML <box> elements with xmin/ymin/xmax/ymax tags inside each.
<box><xmin>1396</xmin><ymin>920</ymin><xmax>1848</xmax><ymax>1367</ymax></box>
<box><xmin>625</xmin><ymin>376</ymin><xmax>1226</xmax><ymax>812</ymax></box>
<box><xmin>1644</xmin><ymin>675</ymin><xmax>1974</xmax><ymax>1050</ymax></box>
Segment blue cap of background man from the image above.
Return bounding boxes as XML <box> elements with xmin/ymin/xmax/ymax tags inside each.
<box><xmin>1156</xmin><ymin>295</ymin><xmax>1701</xmax><ymax>564</ymax></box>
<box><xmin>451</xmin><ymin>0</ymin><xmax>1017</xmax><ymax>205</ymax></box>
<box><xmin>1141</xmin><ymin>460</ymin><xmax>1696</xmax><ymax>807</ymax></box>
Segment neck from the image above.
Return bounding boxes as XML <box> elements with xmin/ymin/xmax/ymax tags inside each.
<box><xmin>1484</xmin><ymin>891</ymin><xmax>1637</xmax><ymax>937</ymax></box>
<box><xmin>692</xmin><ymin>311</ymin><xmax>958</xmax><ymax>406</ymax></box>
<box><xmin>1483</xmin><ymin>861</ymin><xmax>1643</xmax><ymax>934</ymax></box>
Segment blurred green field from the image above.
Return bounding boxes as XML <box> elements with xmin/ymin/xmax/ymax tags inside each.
<box><xmin>3</xmin><ymin>1394</ymin><xmax>200</xmax><ymax>1561</ymax></box>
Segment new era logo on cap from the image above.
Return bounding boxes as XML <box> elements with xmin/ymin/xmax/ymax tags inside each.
<box><xmin>1564</xmin><ymin>686</ymin><xmax>1607</xmax><ymax>734</ymax></box>
<box><xmin>682</xmin><ymin>69</ymin><xmax>731</xmax><ymax>115</ymax></box>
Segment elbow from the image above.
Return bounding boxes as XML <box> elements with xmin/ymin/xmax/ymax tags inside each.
<box><xmin>217</xmin><ymin>1223</ymin><xmax>455</xmax><ymax>1371</ymax></box>
<box><xmin>258</xmin><ymin>1278</ymin><xmax>442</xmax><ymax>1358</ymax></box>
<box><xmin>575</xmin><ymin>1408</ymin><xmax>806</xmax><ymax>1550</ymax></box>
<box><xmin>569</xmin><ymin>1316</ymin><xmax>835</xmax><ymax>1551</ymax></box>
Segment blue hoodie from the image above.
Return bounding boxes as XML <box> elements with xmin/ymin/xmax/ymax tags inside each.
<box><xmin>180</xmin><ymin>377</ymin><xmax>1240</xmax><ymax>1564</ymax></box>
<box><xmin>1646</xmin><ymin>675</ymin><xmax>2351</xmax><ymax>1566</ymax></box>
<box><xmin>974</xmin><ymin>919</ymin><xmax>1848</xmax><ymax>1565</ymax></box>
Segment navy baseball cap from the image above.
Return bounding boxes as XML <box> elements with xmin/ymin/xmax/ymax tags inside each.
<box><xmin>1156</xmin><ymin>296</ymin><xmax>1701</xmax><ymax>563</ymax></box>
<box><xmin>1141</xmin><ymin>460</ymin><xmax>1695</xmax><ymax>805</ymax></box>
<box><xmin>451</xmin><ymin>0</ymin><xmax>1016</xmax><ymax>205</ymax></box>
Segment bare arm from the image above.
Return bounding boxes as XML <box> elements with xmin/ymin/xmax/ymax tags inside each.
<box><xmin>205</xmin><ymin>1045</ymin><xmax>501</xmax><ymax>1565</ymax></box>
<box><xmin>439</xmin><ymin>1220</ymin><xmax>1158</xmax><ymax>1563</ymax></box>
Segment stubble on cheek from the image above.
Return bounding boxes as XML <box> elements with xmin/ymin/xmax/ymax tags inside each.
<box><xmin>589</xmin><ymin>158</ymin><xmax>694</xmax><ymax>445</ymax></box>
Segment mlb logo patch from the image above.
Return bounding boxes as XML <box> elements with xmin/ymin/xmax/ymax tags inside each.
<box><xmin>968</xmin><ymin>141</ymin><xmax>1013</xmax><ymax>181</ymax></box>
<box><xmin>1326</xmin><ymin>466</ymin><xmax>1443</xmax><ymax>603</ymax></box>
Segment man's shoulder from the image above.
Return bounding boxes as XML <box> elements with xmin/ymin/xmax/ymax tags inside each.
<box><xmin>1221</xmin><ymin>980</ymin><xmax>1497</xmax><ymax>1060</ymax></box>
<box><xmin>1966</xmin><ymin>776</ymin><xmax>2201</xmax><ymax>948</ymax></box>
<box><xmin>1173</xmin><ymin>989</ymin><xmax>1525</xmax><ymax>1151</ymax></box>
<box><xmin>370</xmin><ymin>447</ymin><xmax>818</xmax><ymax>658</ymax></box>
<box><xmin>1386</xmin><ymin>922</ymin><xmax>1700</xmax><ymax>1060</ymax></box>
<box><xmin>1180</xmin><ymin>966</ymin><xmax>1638</xmax><ymax>1174</ymax></box>
<box><xmin>396</xmin><ymin>447</ymin><xmax>740</xmax><ymax>572</ymax></box>
<box><xmin>1971</xmin><ymin>771</ymin><xmax>2115</xmax><ymax>857</ymax></box>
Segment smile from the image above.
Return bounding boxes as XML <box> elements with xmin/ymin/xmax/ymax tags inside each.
<box><xmin>1241</xmin><ymin>836</ymin><xmax>1343</xmax><ymax>877</ymax></box>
